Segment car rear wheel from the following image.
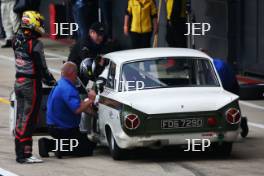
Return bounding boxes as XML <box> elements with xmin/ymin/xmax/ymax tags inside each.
<box><xmin>240</xmin><ymin>117</ymin><xmax>249</xmax><ymax>138</ymax></box>
<box><xmin>107</xmin><ymin>130</ymin><xmax>127</xmax><ymax>160</ymax></box>
<box><xmin>210</xmin><ymin>142</ymin><xmax>233</xmax><ymax>157</ymax></box>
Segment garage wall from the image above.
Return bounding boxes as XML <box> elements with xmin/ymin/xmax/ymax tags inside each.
<box><xmin>240</xmin><ymin>0</ymin><xmax>264</xmax><ymax>75</ymax></box>
<box><xmin>192</xmin><ymin>0</ymin><xmax>264</xmax><ymax>75</ymax></box>
<box><xmin>191</xmin><ymin>0</ymin><xmax>229</xmax><ymax>59</ymax></box>
<box><xmin>38</xmin><ymin>0</ymin><xmax>264</xmax><ymax>76</ymax></box>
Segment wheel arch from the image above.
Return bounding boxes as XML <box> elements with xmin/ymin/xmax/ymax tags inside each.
<box><xmin>105</xmin><ymin>124</ymin><xmax>112</xmax><ymax>144</ymax></box>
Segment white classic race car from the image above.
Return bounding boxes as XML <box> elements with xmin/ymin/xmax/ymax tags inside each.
<box><xmin>95</xmin><ymin>48</ymin><xmax>241</xmax><ymax>160</ymax></box>
<box><xmin>9</xmin><ymin>48</ymin><xmax>242</xmax><ymax>160</ymax></box>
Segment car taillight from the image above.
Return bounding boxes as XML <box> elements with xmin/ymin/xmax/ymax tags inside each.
<box><xmin>207</xmin><ymin>117</ymin><xmax>217</xmax><ymax>126</ymax></box>
<box><xmin>124</xmin><ymin>114</ymin><xmax>140</xmax><ymax>130</ymax></box>
<box><xmin>225</xmin><ymin>108</ymin><xmax>241</xmax><ymax>124</ymax></box>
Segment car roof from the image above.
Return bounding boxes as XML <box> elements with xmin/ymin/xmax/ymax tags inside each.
<box><xmin>103</xmin><ymin>47</ymin><xmax>212</xmax><ymax>65</ymax></box>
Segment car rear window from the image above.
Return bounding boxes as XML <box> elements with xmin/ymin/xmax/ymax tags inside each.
<box><xmin>119</xmin><ymin>57</ymin><xmax>220</xmax><ymax>91</ymax></box>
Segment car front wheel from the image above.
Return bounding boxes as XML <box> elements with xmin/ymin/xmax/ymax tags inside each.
<box><xmin>108</xmin><ymin>130</ymin><xmax>127</xmax><ymax>160</ymax></box>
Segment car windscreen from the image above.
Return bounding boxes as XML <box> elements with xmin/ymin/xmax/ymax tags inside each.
<box><xmin>119</xmin><ymin>57</ymin><xmax>220</xmax><ymax>91</ymax></box>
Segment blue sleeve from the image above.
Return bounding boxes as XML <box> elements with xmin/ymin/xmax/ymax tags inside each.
<box><xmin>63</xmin><ymin>89</ymin><xmax>81</xmax><ymax>113</ymax></box>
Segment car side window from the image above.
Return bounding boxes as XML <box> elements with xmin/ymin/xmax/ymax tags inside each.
<box><xmin>106</xmin><ymin>62</ymin><xmax>116</xmax><ymax>89</ymax></box>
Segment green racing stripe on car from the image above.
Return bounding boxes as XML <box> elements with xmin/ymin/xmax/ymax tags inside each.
<box><xmin>99</xmin><ymin>96</ymin><xmax>123</xmax><ymax>111</ymax></box>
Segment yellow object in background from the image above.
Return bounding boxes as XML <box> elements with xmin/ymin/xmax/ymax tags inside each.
<box><xmin>0</xmin><ymin>97</ymin><xmax>10</xmax><ymax>105</ymax></box>
<box><xmin>127</xmin><ymin>0</ymin><xmax>157</xmax><ymax>33</ymax></box>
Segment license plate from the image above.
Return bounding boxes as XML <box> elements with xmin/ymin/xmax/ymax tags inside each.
<box><xmin>161</xmin><ymin>118</ymin><xmax>203</xmax><ymax>129</ymax></box>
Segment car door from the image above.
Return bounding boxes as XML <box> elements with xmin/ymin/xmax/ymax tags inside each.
<box><xmin>98</xmin><ymin>61</ymin><xmax>119</xmax><ymax>144</ymax></box>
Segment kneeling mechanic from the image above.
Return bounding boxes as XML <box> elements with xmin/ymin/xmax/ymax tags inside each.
<box><xmin>39</xmin><ymin>62</ymin><xmax>96</xmax><ymax>158</ymax></box>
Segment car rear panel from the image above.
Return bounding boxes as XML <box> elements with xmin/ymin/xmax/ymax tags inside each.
<box><xmin>121</xmin><ymin>101</ymin><xmax>240</xmax><ymax>136</ymax></box>
<box><xmin>144</xmin><ymin>111</ymin><xmax>236</xmax><ymax>135</ymax></box>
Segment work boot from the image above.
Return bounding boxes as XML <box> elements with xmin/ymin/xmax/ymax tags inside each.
<box><xmin>38</xmin><ymin>138</ymin><xmax>50</xmax><ymax>157</ymax></box>
<box><xmin>1</xmin><ymin>39</ymin><xmax>12</xmax><ymax>48</ymax></box>
<box><xmin>15</xmin><ymin>139</ymin><xmax>25</xmax><ymax>163</ymax></box>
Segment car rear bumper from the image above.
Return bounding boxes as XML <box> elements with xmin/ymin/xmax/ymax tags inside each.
<box><xmin>115</xmin><ymin>130</ymin><xmax>240</xmax><ymax>149</ymax></box>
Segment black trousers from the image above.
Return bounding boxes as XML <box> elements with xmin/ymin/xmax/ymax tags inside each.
<box><xmin>166</xmin><ymin>18</ymin><xmax>187</xmax><ymax>48</ymax></box>
<box><xmin>72</xmin><ymin>0</ymin><xmax>98</xmax><ymax>40</ymax></box>
<box><xmin>130</xmin><ymin>32</ymin><xmax>152</xmax><ymax>49</ymax></box>
<box><xmin>99</xmin><ymin>0</ymin><xmax>112</xmax><ymax>38</ymax></box>
<box><xmin>48</xmin><ymin>127</ymin><xmax>96</xmax><ymax>157</ymax></box>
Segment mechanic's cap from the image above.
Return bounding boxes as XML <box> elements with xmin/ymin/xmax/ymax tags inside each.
<box><xmin>90</xmin><ymin>22</ymin><xmax>105</xmax><ymax>36</ymax></box>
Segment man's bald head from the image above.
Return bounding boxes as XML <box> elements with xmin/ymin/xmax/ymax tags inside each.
<box><xmin>61</xmin><ymin>62</ymin><xmax>78</xmax><ymax>83</ymax></box>
<box><xmin>61</xmin><ymin>62</ymin><xmax>77</xmax><ymax>76</ymax></box>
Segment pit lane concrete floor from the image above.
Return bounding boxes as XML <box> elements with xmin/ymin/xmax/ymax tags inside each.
<box><xmin>0</xmin><ymin>39</ymin><xmax>264</xmax><ymax>176</ymax></box>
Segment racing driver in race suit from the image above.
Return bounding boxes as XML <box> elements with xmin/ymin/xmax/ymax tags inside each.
<box><xmin>12</xmin><ymin>11</ymin><xmax>56</xmax><ymax>164</ymax></box>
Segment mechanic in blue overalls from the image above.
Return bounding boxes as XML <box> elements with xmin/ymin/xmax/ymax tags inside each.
<box><xmin>38</xmin><ymin>62</ymin><xmax>97</xmax><ymax>158</ymax></box>
<box><xmin>213</xmin><ymin>58</ymin><xmax>239</xmax><ymax>95</ymax></box>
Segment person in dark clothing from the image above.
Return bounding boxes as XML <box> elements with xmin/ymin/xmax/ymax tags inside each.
<box><xmin>40</xmin><ymin>62</ymin><xmax>96</xmax><ymax>158</ymax></box>
<box><xmin>99</xmin><ymin>0</ymin><xmax>112</xmax><ymax>38</ymax></box>
<box><xmin>13</xmin><ymin>11</ymin><xmax>56</xmax><ymax>164</ymax></box>
<box><xmin>13</xmin><ymin>0</ymin><xmax>41</xmax><ymax>16</ymax></box>
<box><xmin>68</xmin><ymin>22</ymin><xmax>106</xmax><ymax>68</ymax></box>
<box><xmin>71</xmin><ymin>0</ymin><xmax>98</xmax><ymax>40</ymax></box>
<box><xmin>68</xmin><ymin>22</ymin><xmax>108</xmax><ymax>85</ymax></box>
<box><xmin>166</xmin><ymin>0</ymin><xmax>188</xmax><ymax>47</ymax></box>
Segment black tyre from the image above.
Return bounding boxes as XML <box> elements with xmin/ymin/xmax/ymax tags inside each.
<box><xmin>240</xmin><ymin>117</ymin><xmax>249</xmax><ymax>138</ymax></box>
<box><xmin>107</xmin><ymin>130</ymin><xmax>127</xmax><ymax>160</ymax></box>
<box><xmin>210</xmin><ymin>142</ymin><xmax>233</xmax><ymax>157</ymax></box>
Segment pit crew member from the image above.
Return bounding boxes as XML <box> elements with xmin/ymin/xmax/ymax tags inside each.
<box><xmin>42</xmin><ymin>62</ymin><xmax>96</xmax><ymax>158</ymax></box>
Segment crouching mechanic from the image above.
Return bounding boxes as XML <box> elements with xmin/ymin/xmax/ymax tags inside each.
<box><xmin>40</xmin><ymin>62</ymin><xmax>96</xmax><ymax>158</ymax></box>
<box><xmin>13</xmin><ymin>11</ymin><xmax>56</xmax><ymax>164</ymax></box>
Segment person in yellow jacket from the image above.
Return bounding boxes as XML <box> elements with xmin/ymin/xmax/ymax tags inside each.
<box><xmin>166</xmin><ymin>0</ymin><xmax>187</xmax><ymax>47</ymax></box>
<box><xmin>124</xmin><ymin>0</ymin><xmax>158</xmax><ymax>49</ymax></box>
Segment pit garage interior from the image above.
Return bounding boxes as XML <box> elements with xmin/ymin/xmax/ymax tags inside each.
<box><xmin>39</xmin><ymin>0</ymin><xmax>264</xmax><ymax>77</ymax></box>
